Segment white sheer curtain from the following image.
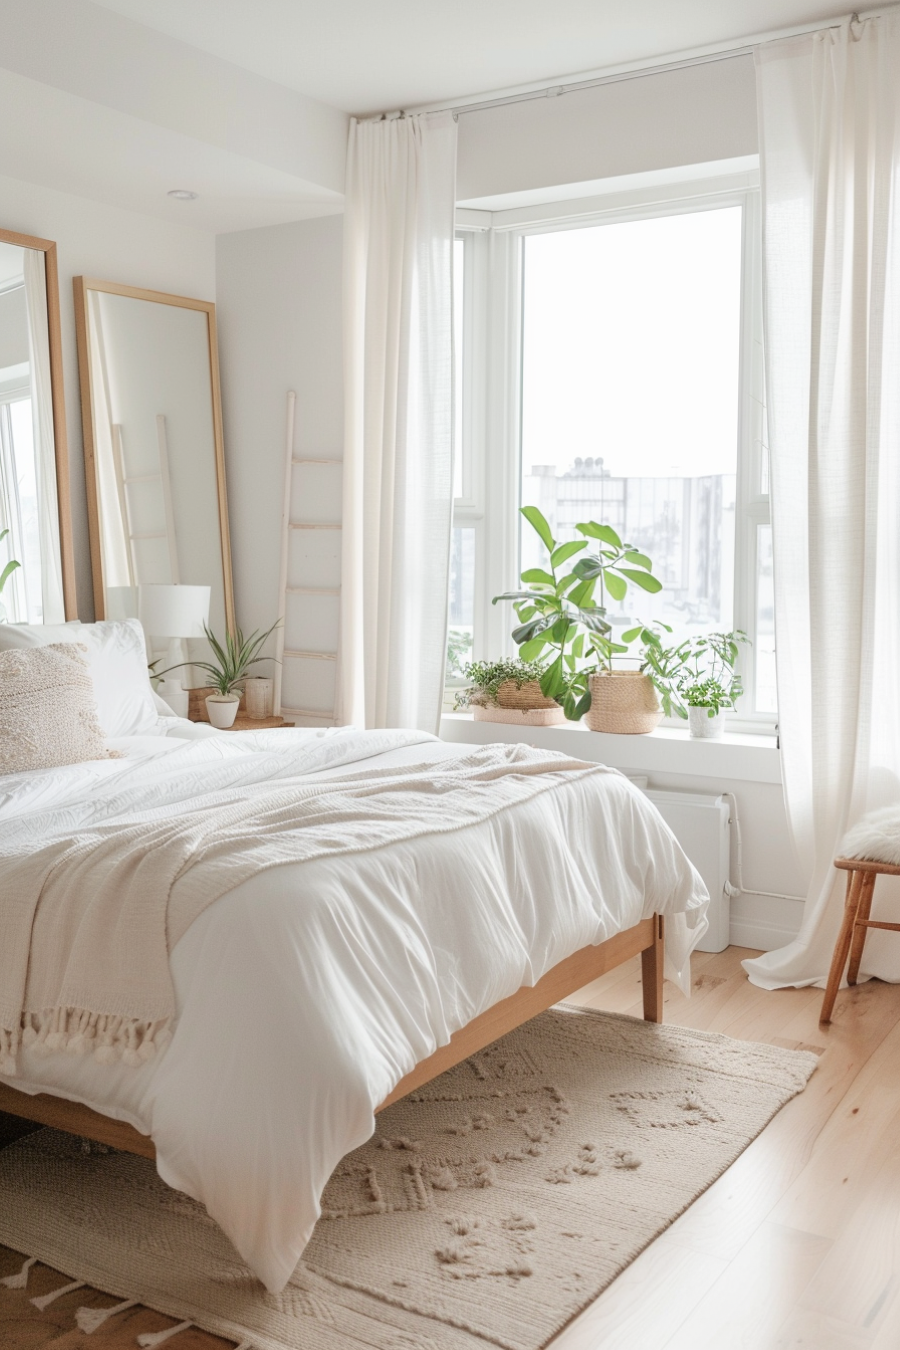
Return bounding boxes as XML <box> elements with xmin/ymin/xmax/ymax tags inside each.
<box><xmin>745</xmin><ymin>14</ymin><xmax>900</xmax><ymax>991</ymax></box>
<box><xmin>339</xmin><ymin>111</ymin><xmax>457</xmax><ymax>733</ymax></box>
<box><xmin>23</xmin><ymin>249</ymin><xmax>64</xmax><ymax>625</ymax></box>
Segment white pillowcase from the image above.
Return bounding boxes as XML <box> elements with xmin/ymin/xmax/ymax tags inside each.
<box><xmin>0</xmin><ymin>618</ymin><xmax>158</xmax><ymax>738</ymax></box>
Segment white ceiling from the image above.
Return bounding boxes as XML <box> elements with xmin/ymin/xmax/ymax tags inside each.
<box><xmin>93</xmin><ymin>0</ymin><xmax>861</xmax><ymax>114</ymax></box>
<box><xmin>0</xmin><ymin>66</ymin><xmax>342</xmax><ymax>236</ymax></box>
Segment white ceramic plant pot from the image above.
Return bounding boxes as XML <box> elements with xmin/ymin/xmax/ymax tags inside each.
<box><xmin>205</xmin><ymin>694</ymin><xmax>240</xmax><ymax>729</ymax></box>
<box><xmin>688</xmin><ymin>706</ymin><xmax>724</xmax><ymax>739</ymax></box>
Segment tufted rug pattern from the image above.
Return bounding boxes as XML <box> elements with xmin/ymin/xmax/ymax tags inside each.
<box><xmin>0</xmin><ymin>1006</ymin><xmax>817</xmax><ymax>1350</ymax></box>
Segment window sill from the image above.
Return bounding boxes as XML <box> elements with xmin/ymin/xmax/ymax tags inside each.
<box><xmin>439</xmin><ymin>713</ymin><xmax>781</xmax><ymax>785</ymax></box>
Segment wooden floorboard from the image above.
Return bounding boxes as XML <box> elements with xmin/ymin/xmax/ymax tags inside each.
<box><xmin>1</xmin><ymin>945</ymin><xmax>898</xmax><ymax>1349</ymax></box>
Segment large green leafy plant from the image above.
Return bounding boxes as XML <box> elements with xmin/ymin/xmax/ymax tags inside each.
<box><xmin>492</xmin><ymin>506</ymin><xmax>662</xmax><ymax>720</ymax></box>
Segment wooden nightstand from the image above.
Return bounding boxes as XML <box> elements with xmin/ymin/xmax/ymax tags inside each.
<box><xmin>221</xmin><ymin>714</ymin><xmax>291</xmax><ymax>731</ymax></box>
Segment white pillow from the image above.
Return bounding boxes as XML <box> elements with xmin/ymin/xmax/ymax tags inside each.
<box><xmin>0</xmin><ymin>618</ymin><xmax>158</xmax><ymax>738</ymax></box>
<box><xmin>0</xmin><ymin>644</ymin><xmax>114</xmax><ymax>773</ymax></box>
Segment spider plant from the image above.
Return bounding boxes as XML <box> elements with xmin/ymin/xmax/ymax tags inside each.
<box><xmin>159</xmin><ymin>619</ymin><xmax>281</xmax><ymax>696</ymax></box>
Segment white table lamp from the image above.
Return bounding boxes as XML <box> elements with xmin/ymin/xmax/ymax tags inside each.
<box><xmin>138</xmin><ymin>584</ymin><xmax>210</xmax><ymax>718</ymax></box>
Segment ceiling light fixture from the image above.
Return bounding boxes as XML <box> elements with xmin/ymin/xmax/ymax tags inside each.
<box><xmin>167</xmin><ymin>189</ymin><xmax>198</xmax><ymax>201</ymax></box>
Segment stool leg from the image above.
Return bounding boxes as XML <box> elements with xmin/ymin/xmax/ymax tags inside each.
<box><xmin>847</xmin><ymin>870</ymin><xmax>876</xmax><ymax>985</ymax></box>
<box><xmin>821</xmin><ymin>869</ymin><xmax>864</xmax><ymax>1024</ymax></box>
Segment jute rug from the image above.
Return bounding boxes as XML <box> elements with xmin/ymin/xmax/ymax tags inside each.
<box><xmin>0</xmin><ymin>1006</ymin><xmax>817</xmax><ymax>1350</ymax></box>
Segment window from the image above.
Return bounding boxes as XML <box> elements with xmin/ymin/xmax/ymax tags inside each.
<box><xmin>0</xmin><ymin>387</ymin><xmax>40</xmax><ymax>624</ymax></box>
<box><xmin>450</xmin><ymin>173</ymin><xmax>773</xmax><ymax>728</ymax></box>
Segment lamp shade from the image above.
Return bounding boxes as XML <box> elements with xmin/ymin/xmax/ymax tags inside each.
<box><xmin>138</xmin><ymin>584</ymin><xmax>210</xmax><ymax>638</ymax></box>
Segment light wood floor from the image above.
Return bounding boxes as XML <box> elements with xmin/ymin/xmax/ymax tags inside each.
<box><xmin>2</xmin><ymin>945</ymin><xmax>899</xmax><ymax>1349</ymax></box>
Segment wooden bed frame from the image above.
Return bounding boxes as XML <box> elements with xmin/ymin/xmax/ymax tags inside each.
<box><xmin>0</xmin><ymin>914</ymin><xmax>664</xmax><ymax>1161</ymax></box>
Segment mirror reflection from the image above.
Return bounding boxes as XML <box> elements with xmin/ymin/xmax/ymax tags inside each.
<box><xmin>77</xmin><ymin>281</ymin><xmax>234</xmax><ymax>646</ymax></box>
<box><xmin>0</xmin><ymin>240</ymin><xmax>66</xmax><ymax>623</ymax></box>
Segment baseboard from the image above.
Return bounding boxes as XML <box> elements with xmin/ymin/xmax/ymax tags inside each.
<box><xmin>729</xmin><ymin>890</ymin><xmax>804</xmax><ymax>952</ymax></box>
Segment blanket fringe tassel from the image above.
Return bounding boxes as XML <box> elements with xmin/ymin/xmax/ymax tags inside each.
<box><xmin>1</xmin><ymin>1255</ymin><xmax>38</xmax><ymax>1289</ymax></box>
<box><xmin>76</xmin><ymin>1298</ymin><xmax>139</xmax><ymax>1332</ymax></box>
<box><xmin>1</xmin><ymin>1011</ymin><xmax>171</xmax><ymax>1075</ymax></box>
<box><xmin>30</xmin><ymin>1279</ymin><xmax>85</xmax><ymax>1310</ymax></box>
<box><xmin>137</xmin><ymin>1321</ymin><xmax>193</xmax><ymax>1347</ymax></box>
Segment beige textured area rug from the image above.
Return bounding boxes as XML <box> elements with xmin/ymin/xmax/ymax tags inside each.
<box><xmin>0</xmin><ymin>1007</ymin><xmax>817</xmax><ymax>1350</ymax></box>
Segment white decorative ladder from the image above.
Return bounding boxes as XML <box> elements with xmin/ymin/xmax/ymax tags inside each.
<box><xmin>110</xmin><ymin>413</ymin><xmax>180</xmax><ymax>586</ymax></box>
<box><xmin>274</xmin><ymin>391</ymin><xmax>342</xmax><ymax>724</ymax></box>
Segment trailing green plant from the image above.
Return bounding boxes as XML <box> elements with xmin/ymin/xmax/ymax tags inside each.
<box><xmin>0</xmin><ymin>527</ymin><xmax>21</xmax><ymax>598</ymax></box>
<box><xmin>453</xmin><ymin>657</ymin><xmax>548</xmax><ymax>711</ymax></box>
<box><xmin>492</xmin><ymin>506</ymin><xmax>662</xmax><ymax>720</ymax></box>
<box><xmin>158</xmin><ymin>618</ymin><xmax>281</xmax><ymax>696</ymax></box>
<box><xmin>642</xmin><ymin>630</ymin><xmax>750</xmax><ymax>720</ymax></box>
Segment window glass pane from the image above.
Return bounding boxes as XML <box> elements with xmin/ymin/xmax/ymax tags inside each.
<box><xmin>520</xmin><ymin>207</ymin><xmax>742</xmax><ymax>650</ymax></box>
<box><xmin>446</xmin><ymin>524</ymin><xmax>474</xmax><ymax>683</ymax></box>
<box><xmin>453</xmin><ymin>237</ymin><xmax>465</xmax><ymax>500</ymax></box>
<box><xmin>755</xmin><ymin>523</ymin><xmax>776</xmax><ymax>713</ymax></box>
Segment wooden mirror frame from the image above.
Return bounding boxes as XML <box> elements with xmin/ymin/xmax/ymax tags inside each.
<box><xmin>73</xmin><ymin>277</ymin><xmax>235</xmax><ymax>631</ymax></box>
<box><xmin>0</xmin><ymin>228</ymin><xmax>77</xmax><ymax>618</ymax></box>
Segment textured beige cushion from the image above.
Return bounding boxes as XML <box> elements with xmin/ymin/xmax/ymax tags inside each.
<box><xmin>0</xmin><ymin>643</ymin><xmax>113</xmax><ymax>774</ymax></box>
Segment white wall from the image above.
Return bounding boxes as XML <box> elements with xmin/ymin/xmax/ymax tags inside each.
<box><xmin>216</xmin><ymin>215</ymin><xmax>343</xmax><ymax>715</ymax></box>
<box><xmin>1</xmin><ymin>172</ymin><xmax>216</xmax><ymax>617</ymax></box>
<box><xmin>457</xmin><ymin>55</ymin><xmax>758</xmax><ymax>203</ymax></box>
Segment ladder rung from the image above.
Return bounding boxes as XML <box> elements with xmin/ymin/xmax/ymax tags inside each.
<box><xmin>289</xmin><ymin>522</ymin><xmax>341</xmax><ymax>531</ymax></box>
<box><xmin>285</xmin><ymin>586</ymin><xmax>341</xmax><ymax>596</ymax></box>
<box><xmin>284</xmin><ymin>649</ymin><xmax>336</xmax><ymax>661</ymax></box>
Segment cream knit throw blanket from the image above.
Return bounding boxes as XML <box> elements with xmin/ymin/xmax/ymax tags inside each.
<box><xmin>0</xmin><ymin>741</ymin><xmax>612</xmax><ymax>1076</ymax></box>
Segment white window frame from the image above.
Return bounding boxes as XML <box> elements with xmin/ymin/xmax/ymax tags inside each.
<box><xmin>452</xmin><ymin>167</ymin><xmax>774</xmax><ymax>733</ymax></box>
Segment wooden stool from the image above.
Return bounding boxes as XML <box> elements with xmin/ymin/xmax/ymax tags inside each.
<box><xmin>820</xmin><ymin>856</ymin><xmax>900</xmax><ymax>1023</ymax></box>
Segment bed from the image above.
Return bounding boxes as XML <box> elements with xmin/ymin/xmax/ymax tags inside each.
<box><xmin>0</xmin><ymin>621</ymin><xmax>709</xmax><ymax>1294</ymax></box>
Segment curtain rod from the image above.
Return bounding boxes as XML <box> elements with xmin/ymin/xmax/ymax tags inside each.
<box><xmin>371</xmin><ymin>5</ymin><xmax>890</xmax><ymax>122</ymax></box>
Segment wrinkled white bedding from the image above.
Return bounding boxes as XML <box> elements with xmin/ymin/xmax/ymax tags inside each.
<box><xmin>0</xmin><ymin>724</ymin><xmax>708</xmax><ymax>1292</ymax></box>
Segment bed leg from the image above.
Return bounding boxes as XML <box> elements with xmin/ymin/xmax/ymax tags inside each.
<box><xmin>641</xmin><ymin>914</ymin><xmax>665</xmax><ymax>1023</ymax></box>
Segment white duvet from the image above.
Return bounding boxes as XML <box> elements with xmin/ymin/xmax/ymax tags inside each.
<box><xmin>0</xmin><ymin>724</ymin><xmax>709</xmax><ymax>1292</ymax></box>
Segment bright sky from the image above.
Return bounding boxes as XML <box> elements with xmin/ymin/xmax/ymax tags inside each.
<box><xmin>520</xmin><ymin>205</ymin><xmax>743</xmax><ymax>480</ymax></box>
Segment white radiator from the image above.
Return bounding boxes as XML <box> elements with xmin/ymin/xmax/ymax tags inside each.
<box><xmin>641</xmin><ymin>788</ymin><xmax>732</xmax><ymax>953</ymax></box>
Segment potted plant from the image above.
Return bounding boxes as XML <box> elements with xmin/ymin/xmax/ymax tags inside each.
<box><xmin>159</xmin><ymin>619</ymin><xmax>280</xmax><ymax>729</ymax></box>
<box><xmin>642</xmin><ymin>630</ymin><xmax>750</xmax><ymax>738</ymax></box>
<box><xmin>583</xmin><ymin>622</ymin><xmax>670</xmax><ymax>735</ymax></box>
<box><xmin>0</xmin><ymin>528</ymin><xmax>21</xmax><ymax>623</ymax></box>
<box><xmin>454</xmin><ymin>656</ymin><xmax>564</xmax><ymax>725</ymax></box>
<box><xmin>492</xmin><ymin>506</ymin><xmax>663</xmax><ymax>730</ymax></box>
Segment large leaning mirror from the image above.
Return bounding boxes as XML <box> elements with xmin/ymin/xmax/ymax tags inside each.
<box><xmin>0</xmin><ymin>228</ymin><xmax>76</xmax><ymax>622</ymax></box>
<box><xmin>74</xmin><ymin>279</ymin><xmax>235</xmax><ymax>650</ymax></box>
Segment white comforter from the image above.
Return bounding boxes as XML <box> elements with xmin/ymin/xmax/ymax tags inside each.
<box><xmin>0</xmin><ymin>724</ymin><xmax>708</xmax><ymax>1292</ymax></box>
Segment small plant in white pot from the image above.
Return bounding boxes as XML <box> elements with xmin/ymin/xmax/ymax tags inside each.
<box><xmin>159</xmin><ymin>619</ymin><xmax>280</xmax><ymax>729</ymax></box>
<box><xmin>643</xmin><ymin>630</ymin><xmax>750</xmax><ymax>738</ymax></box>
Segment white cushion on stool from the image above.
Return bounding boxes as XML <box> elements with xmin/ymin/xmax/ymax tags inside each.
<box><xmin>840</xmin><ymin>804</ymin><xmax>900</xmax><ymax>865</ymax></box>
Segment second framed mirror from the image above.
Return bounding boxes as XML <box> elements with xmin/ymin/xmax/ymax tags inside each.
<box><xmin>74</xmin><ymin>279</ymin><xmax>235</xmax><ymax>651</ymax></box>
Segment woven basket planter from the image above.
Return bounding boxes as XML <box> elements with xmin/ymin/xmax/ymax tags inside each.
<box><xmin>472</xmin><ymin>680</ymin><xmax>565</xmax><ymax>726</ymax></box>
<box><xmin>584</xmin><ymin>671</ymin><xmax>661</xmax><ymax>735</ymax></box>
